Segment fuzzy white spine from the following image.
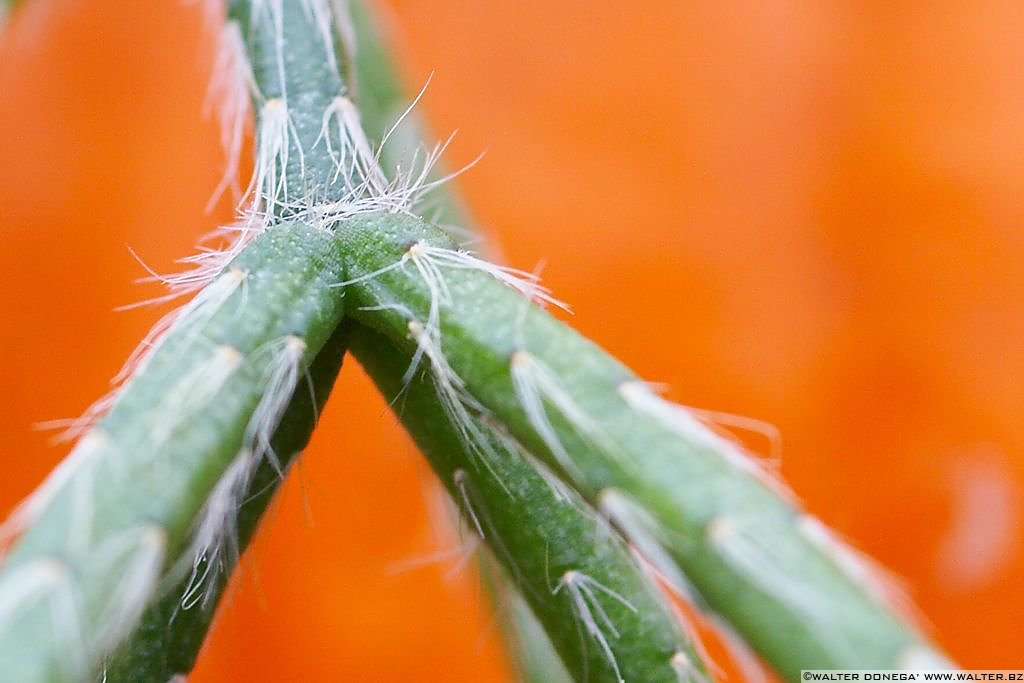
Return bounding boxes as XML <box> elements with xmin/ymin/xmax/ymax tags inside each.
<box><xmin>510</xmin><ymin>350</ymin><xmax>619</xmax><ymax>479</ymax></box>
<box><xmin>618</xmin><ymin>381</ymin><xmax>796</xmax><ymax>503</ymax></box>
<box><xmin>553</xmin><ymin>570</ymin><xmax>637</xmax><ymax>683</ymax></box>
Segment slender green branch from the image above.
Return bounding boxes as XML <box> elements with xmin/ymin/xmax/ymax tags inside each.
<box><xmin>0</xmin><ymin>2</ymin><xmax>359</xmax><ymax>680</ymax></box>
<box><xmin>351</xmin><ymin>325</ymin><xmax>710</xmax><ymax>683</ymax></box>
<box><xmin>344</xmin><ymin>4</ymin><xmax>595</xmax><ymax>676</ymax></box>
<box><xmin>226</xmin><ymin>0</ymin><xmax>352</xmax><ymax>215</ymax></box>
<box><xmin>335</xmin><ymin>214</ymin><xmax>954</xmax><ymax>679</ymax></box>
<box><xmin>0</xmin><ymin>0</ymin><xmax>957</xmax><ymax>679</ymax></box>
<box><xmin>102</xmin><ymin>324</ymin><xmax>349</xmax><ymax>682</ymax></box>
<box><xmin>0</xmin><ymin>224</ymin><xmax>346</xmax><ymax>682</ymax></box>
<box><xmin>94</xmin><ymin>0</ymin><xmax>384</xmax><ymax>675</ymax></box>
<box><xmin>97</xmin><ymin>1</ymin><xmax>479</xmax><ymax>677</ymax></box>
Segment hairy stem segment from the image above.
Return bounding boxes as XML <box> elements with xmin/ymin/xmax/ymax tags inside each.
<box><xmin>351</xmin><ymin>325</ymin><xmax>709</xmax><ymax>683</ymax></box>
<box><xmin>77</xmin><ymin>3</ymin><xmax>363</xmax><ymax>681</ymax></box>
<box><xmin>227</xmin><ymin>0</ymin><xmax>352</xmax><ymax>215</ymax></box>
<box><xmin>0</xmin><ymin>1</ymin><xmax>364</xmax><ymax>680</ymax></box>
<box><xmin>102</xmin><ymin>324</ymin><xmax>350</xmax><ymax>682</ymax></box>
<box><xmin>0</xmin><ymin>224</ymin><xmax>346</xmax><ymax>682</ymax></box>
<box><xmin>336</xmin><ymin>214</ymin><xmax>953</xmax><ymax>679</ymax></box>
<box><xmin>345</xmin><ymin>4</ymin><xmax>579</xmax><ymax>672</ymax></box>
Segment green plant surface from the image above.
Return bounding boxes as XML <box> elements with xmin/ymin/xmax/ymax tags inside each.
<box><xmin>94</xmin><ymin>0</ymin><xmax>379</xmax><ymax>674</ymax></box>
<box><xmin>98</xmin><ymin>1</ymin><xmax>448</xmax><ymax>676</ymax></box>
<box><xmin>335</xmin><ymin>213</ymin><xmax>953</xmax><ymax>680</ymax></box>
<box><xmin>344</xmin><ymin>3</ymin><xmax>605</xmax><ymax>675</ymax></box>
<box><xmin>102</xmin><ymin>324</ymin><xmax>349</xmax><ymax>682</ymax></box>
<box><xmin>0</xmin><ymin>0</ymin><xmax>961</xmax><ymax>679</ymax></box>
<box><xmin>352</xmin><ymin>325</ymin><xmax>710</xmax><ymax>683</ymax></box>
<box><xmin>0</xmin><ymin>1</ymin><xmax>360</xmax><ymax>680</ymax></box>
<box><xmin>226</xmin><ymin>0</ymin><xmax>352</xmax><ymax>217</ymax></box>
<box><xmin>0</xmin><ymin>223</ymin><xmax>346</xmax><ymax>683</ymax></box>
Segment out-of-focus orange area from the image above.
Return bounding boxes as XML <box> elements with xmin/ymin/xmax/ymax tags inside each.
<box><xmin>1</xmin><ymin>0</ymin><xmax>1022</xmax><ymax>679</ymax></box>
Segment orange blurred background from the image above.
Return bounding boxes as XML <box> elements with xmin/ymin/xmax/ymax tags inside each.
<box><xmin>1</xmin><ymin>0</ymin><xmax>1022</xmax><ymax>679</ymax></box>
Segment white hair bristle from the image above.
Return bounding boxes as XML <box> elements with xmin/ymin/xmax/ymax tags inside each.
<box><xmin>251</xmin><ymin>98</ymin><xmax>301</xmax><ymax>214</ymax></box>
<box><xmin>618</xmin><ymin>381</ymin><xmax>797</xmax><ymax>504</ymax></box>
<box><xmin>35</xmin><ymin>393</ymin><xmax>118</xmax><ymax>446</ymax></box>
<box><xmin>597</xmin><ymin>488</ymin><xmax>698</xmax><ymax>605</ymax></box>
<box><xmin>374</xmin><ymin>130</ymin><xmax>456</xmax><ymax>212</ymax></box>
<box><xmin>510</xmin><ymin>350</ymin><xmax>617</xmax><ymax>479</ymax></box>
<box><xmin>318</xmin><ymin>95</ymin><xmax>388</xmax><ymax>194</ymax></box>
<box><xmin>249</xmin><ymin>0</ymin><xmax>287</xmax><ymax>97</ymax></box>
<box><xmin>707</xmin><ymin>514</ymin><xmax>856</xmax><ymax>660</ymax></box>
<box><xmin>387</xmin><ymin>535</ymin><xmax>482</xmax><ymax>581</ymax></box>
<box><xmin>329</xmin><ymin>0</ymin><xmax>356</xmax><ymax>58</ymax></box>
<box><xmin>91</xmin><ymin>525</ymin><xmax>167</xmax><ymax>653</ymax></box>
<box><xmin>452</xmin><ymin>469</ymin><xmax>485</xmax><ymax>539</ymax></box>
<box><xmin>151</xmin><ymin>345</ymin><xmax>244</xmax><ymax>448</ymax></box>
<box><xmin>685</xmin><ymin>406</ymin><xmax>783</xmax><ymax>466</ymax></box>
<box><xmin>178</xmin><ymin>334</ymin><xmax>310</xmax><ymax>610</ymax></box>
<box><xmin>181</xmin><ymin>450</ymin><xmax>254</xmax><ymax>609</ymax></box>
<box><xmin>35</xmin><ymin>267</ymin><xmax>247</xmax><ymax>456</ymax></box>
<box><xmin>0</xmin><ymin>430</ymin><xmax>109</xmax><ymax>546</ymax></box>
<box><xmin>596</xmin><ymin>490</ymin><xmax>720</xmax><ymax>682</ymax></box>
<box><xmin>299</xmin><ymin>0</ymin><xmax>340</xmax><ymax>75</ymax></box>
<box><xmin>671</xmin><ymin>649</ymin><xmax>712</xmax><ymax>683</ymax></box>
<box><xmin>406</xmin><ymin>241</ymin><xmax>566</xmax><ymax>311</ymax></box>
<box><xmin>0</xmin><ymin>558</ymin><xmax>86</xmax><ymax>679</ymax></box>
<box><xmin>897</xmin><ymin>644</ymin><xmax>956</xmax><ymax>670</ymax></box>
<box><xmin>302</xmin><ymin>77</ymin><xmax>479</xmax><ymax>225</ymax></box>
<box><xmin>0</xmin><ymin>524</ymin><xmax>166</xmax><ymax>680</ymax></box>
<box><xmin>387</xmin><ymin>478</ymin><xmax>481</xmax><ymax>580</ymax></box>
<box><xmin>497</xmin><ymin>426</ymin><xmax>577</xmax><ymax>505</ymax></box>
<box><xmin>553</xmin><ymin>569</ymin><xmax>637</xmax><ymax>683</ymax></box>
<box><xmin>405</xmin><ymin>320</ymin><xmax>508</xmax><ymax>491</ymax></box>
<box><xmin>115</xmin><ymin>268</ymin><xmax>247</xmax><ymax>380</ymax></box>
<box><xmin>206</xmin><ymin>21</ymin><xmax>255</xmax><ymax>210</ymax></box>
<box><xmin>245</xmin><ymin>335</ymin><xmax>308</xmax><ymax>472</ymax></box>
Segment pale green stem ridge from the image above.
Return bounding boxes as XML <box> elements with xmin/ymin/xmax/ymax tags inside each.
<box><xmin>336</xmin><ymin>214</ymin><xmax>953</xmax><ymax>679</ymax></box>
<box><xmin>351</xmin><ymin>326</ymin><xmax>710</xmax><ymax>683</ymax></box>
